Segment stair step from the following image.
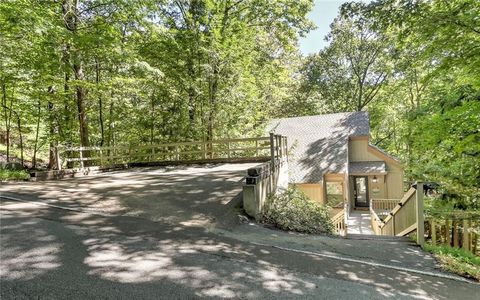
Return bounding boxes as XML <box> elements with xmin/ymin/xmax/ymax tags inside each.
<box><xmin>345</xmin><ymin>234</ymin><xmax>413</xmax><ymax>242</ymax></box>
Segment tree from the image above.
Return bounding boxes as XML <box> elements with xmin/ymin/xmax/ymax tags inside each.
<box><xmin>298</xmin><ymin>11</ymin><xmax>391</xmax><ymax>113</ymax></box>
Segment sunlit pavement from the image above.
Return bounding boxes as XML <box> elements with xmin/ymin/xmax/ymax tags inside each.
<box><xmin>1</xmin><ymin>198</ymin><xmax>478</xmax><ymax>300</ymax></box>
<box><xmin>1</xmin><ymin>165</ymin><xmax>479</xmax><ymax>299</ymax></box>
<box><xmin>0</xmin><ymin>164</ymin><xmax>262</xmax><ymax>229</ymax></box>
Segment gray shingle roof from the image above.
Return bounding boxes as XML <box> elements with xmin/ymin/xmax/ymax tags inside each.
<box><xmin>268</xmin><ymin>112</ymin><xmax>370</xmax><ymax>183</ymax></box>
<box><xmin>349</xmin><ymin>161</ymin><xmax>386</xmax><ymax>174</ymax></box>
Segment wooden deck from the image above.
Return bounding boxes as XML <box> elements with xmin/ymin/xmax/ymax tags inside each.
<box><xmin>347</xmin><ymin>210</ymin><xmax>374</xmax><ymax>235</ymax></box>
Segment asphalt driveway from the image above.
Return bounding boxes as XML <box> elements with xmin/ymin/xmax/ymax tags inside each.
<box><xmin>1</xmin><ymin>199</ymin><xmax>478</xmax><ymax>300</ymax></box>
<box><xmin>0</xmin><ymin>163</ymin><xmax>260</xmax><ymax>228</ymax></box>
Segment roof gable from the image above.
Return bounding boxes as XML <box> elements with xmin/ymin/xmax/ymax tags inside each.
<box><xmin>268</xmin><ymin>112</ymin><xmax>370</xmax><ymax>183</ymax></box>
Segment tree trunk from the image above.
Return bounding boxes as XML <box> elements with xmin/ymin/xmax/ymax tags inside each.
<box><xmin>107</xmin><ymin>93</ymin><xmax>115</xmax><ymax>147</ymax></box>
<box><xmin>63</xmin><ymin>0</ymin><xmax>90</xmax><ymax>165</ymax></box>
<box><xmin>47</xmin><ymin>86</ymin><xmax>58</xmax><ymax>169</ymax></box>
<box><xmin>32</xmin><ymin>100</ymin><xmax>41</xmax><ymax>169</ymax></box>
<box><xmin>15</xmin><ymin>110</ymin><xmax>23</xmax><ymax>166</ymax></box>
<box><xmin>150</xmin><ymin>91</ymin><xmax>155</xmax><ymax>145</ymax></box>
<box><xmin>96</xmin><ymin>58</ymin><xmax>104</xmax><ymax>146</ymax></box>
<box><xmin>2</xmin><ymin>104</ymin><xmax>24</xmax><ymax>167</ymax></box>
<box><xmin>2</xmin><ymin>82</ymin><xmax>12</xmax><ymax>162</ymax></box>
<box><xmin>74</xmin><ymin>62</ymin><xmax>90</xmax><ymax>149</ymax></box>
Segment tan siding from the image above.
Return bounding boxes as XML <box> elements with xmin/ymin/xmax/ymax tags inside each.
<box><xmin>325</xmin><ymin>173</ymin><xmax>345</xmax><ymax>181</ymax></box>
<box><xmin>349</xmin><ymin>139</ymin><xmax>404</xmax><ymax>201</ymax></box>
<box><xmin>349</xmin><ymin>140</ymin><xmax>381</xmax><ymax>162</ymax></box>
<box><xmin>295</xmin><ymin>183</ymin><xmax>324</xmax><ymax>205</ymax></box>
<box><xmin>368</xmin><ymin>174</ymin><xmax>387</xmax><ymax>200</ymax></box>
<box><xmin>386</xmin><ymin>163</ymin><xmax>404</xmax><ymax>199</ymax></box>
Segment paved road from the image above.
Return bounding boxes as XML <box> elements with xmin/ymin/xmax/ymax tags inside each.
<box><xmin>1</xmin><ymin>198</ymin><xmax>478</xmax><ymax>300</ymax></box>
<box><xmin>1</xmin><ymin>165</ymin><xmax>479</xmax><ymax>299</ymax></box>
<box><xmin>0</xmin><ymin>163</ymin><xmax>261</xmax><ymax>228</ymax></box>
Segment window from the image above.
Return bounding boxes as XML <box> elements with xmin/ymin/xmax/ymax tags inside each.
<box><xmin>326</xmin><ymin>181</ymin><xmax>344</xmax><ymax>207</ymax></box>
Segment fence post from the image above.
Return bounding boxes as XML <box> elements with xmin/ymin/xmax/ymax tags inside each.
<box><xmin>227</xmin><ymin>141</ymin><xmax>231</xmax><ymax>159</ymax></box>
<box><xmin>446</xmin><ymin>219</ymin><xmax>451</xmax><ymax>246</ymax></box>
<box><xmin>453</xmin><ymin>221</ymin><xmax>459</xmax><ymax>248</ymax></box>
<box><xmin>55</xmin><ymin>146</ymin><xmax>62</xmax><ymax>171</ymax></box>
<box><xmin>431</xmin><ymin>219</ymin><xmax>437</xmax><ymax>246</ymax></box>
<box><xmin>79</xmin><ymin>147</ymin><xmax>84</xmax><ymax>169</ymax></box>
<box><xmin>416</xmin><ymin>181</ymin><xmax>424</xmax><ymax>246</ymax></box>
<box><xmin>269</xmin><ymin>132</ymin><xmax>275</xmax><ymax>170</ymax></box>
<box><xmin>99</xmin><ymin>148</ymin><xmax>103</xmax><ymax>166</ymax></box>
<box><xmin>110</xmin><ymin>146</ymin><xmax>114</xmax><ymax>165</ymax></box>
<box><xmin>462</xmin><ymin>219</ymin><xmax>470</xmax><ymax>251</ymax></box>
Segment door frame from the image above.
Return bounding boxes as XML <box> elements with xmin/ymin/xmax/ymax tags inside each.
<box><xmin>353</xmin><ymin>176</ymin><xmax>369</xmax><ymax>208</ymax></box>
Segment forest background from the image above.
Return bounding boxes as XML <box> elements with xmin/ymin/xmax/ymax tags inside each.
<box><xmin>1</xmin><ymin>0</ymin><xmax>478</xmax><ymax>209</ymax></box>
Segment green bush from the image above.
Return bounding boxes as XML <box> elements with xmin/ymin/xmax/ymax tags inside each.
<box><xmin>0</xmin><ymin>169</ymin><xmax>30</xmax><ymax>181</ymax></box>
<box><xmin>263</xmin><ymin>187</ymin><xmax>333</xmax><ymax>234</ymax></box>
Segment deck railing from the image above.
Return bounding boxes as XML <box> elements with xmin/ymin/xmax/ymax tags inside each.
<box><xmin>371</xmin><ymin>199</ymin><xmax>401</xmax><ymax>212</ymax></box>
<box><xmin>56</xmin><ymin>135</ymin><xmax>288</xmax><ymax>169</ymax></box>
<box><xmin>332</xmin><ymin>202</ymin><xmax>348</xmax><ymax>236</ymax></box>
<box><xmin>370</xmin><ymin>183</ymin><xmax>425</xmax><ymax>246</ymax></box>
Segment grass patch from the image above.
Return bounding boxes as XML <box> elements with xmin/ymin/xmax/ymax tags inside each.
<box><xmin>0</xmin><ymin>169</ymin><xmax>30</xmax><ymax>181</ymax></box>
<box><xmin>263</xmin><ymin>187</ymin><xmax>333</xmax><ymax>234</ymax></box>
<box><xmin>424</xmin><ymin>244</ymin><xmax>480</xmax><ymax>281</ymax></box>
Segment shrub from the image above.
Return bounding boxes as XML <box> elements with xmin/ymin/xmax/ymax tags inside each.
<box><xmin>0</xmin><ymin>168</ymin><xmax>30</xmax><ymax>181</ymax></box>
<box><xmin>263</xmin><ymin>187</ymin><xmax>333</xmax><ymax>234</ymax></box>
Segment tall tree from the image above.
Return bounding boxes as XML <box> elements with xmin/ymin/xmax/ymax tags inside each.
<box><xmin>298</xmin><ymin>12</ymin><xmax>391</xmax><ymax>113</ymax></box>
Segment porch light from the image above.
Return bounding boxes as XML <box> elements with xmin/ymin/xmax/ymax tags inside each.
<box><xmin>372</xmin><ymin>175</ymin><xmax>378</xmax><ymax>183</ymax></box>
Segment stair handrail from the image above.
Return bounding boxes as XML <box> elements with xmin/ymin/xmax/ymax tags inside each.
<box><xmin>370</xmin><ymin>187</ymin><xmax>417</xmax><ymax>236</ymax></box>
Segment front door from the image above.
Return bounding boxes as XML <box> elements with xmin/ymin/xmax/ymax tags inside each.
<box><xmin>354</xmin><ymin>176</ymin><xmax>369</xmax><ymax>207</ymax></box>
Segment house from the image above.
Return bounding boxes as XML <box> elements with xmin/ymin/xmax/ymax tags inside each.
<box><xmin>268</xmin><ymin>112</ymin><xmax>404</xmax><ymax>210</ymax></box>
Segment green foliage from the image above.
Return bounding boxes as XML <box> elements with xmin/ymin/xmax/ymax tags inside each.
<box><xmin>0</xmin><ymin>0</ymin><xmax>314</xmax><ymax>167</ymax></box>
<box><xmin>263</xmin><ymin>187</ymin><xmax>333</xmax><ymax>234</ymax></box>
<box><xmin>295</xmin><ymin>10</ymin><xmax>392</xmax><ymax>114</ymax></box>
<box><xmin>423</xmin><ymin>244</ymin><xmax>480</xmax><ymax>281</ymax></box>
<box><xmin>328</xmin><ymin>0</ymin><xmax>480</xmax><ymax>210</ymax></box>
<box><xmin>0</xmin><ymin>168</ymin><xmax>30</xmax><ymax>181</ymax></box>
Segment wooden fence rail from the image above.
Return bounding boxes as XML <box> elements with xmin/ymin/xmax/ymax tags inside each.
<box><xmin>371</xmin><ymin>199</ymin><xmax>401</xmax><ymax>212</ymax></box>
<box><xmin>426</xmin><ymin>217</ymin><xmax>479</xmax><ymax>255</ymax></box>
<box><xmin>332</xmin><ymin>205</ymin><xmax>347</xmax><ymax>236</ymax></box>
<box><xmin>56</xmin><ymin>135</ymin><xmax>287</xmax><ymax>170</ymax></box>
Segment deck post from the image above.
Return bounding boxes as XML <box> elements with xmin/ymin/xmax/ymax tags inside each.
<box><xmin>415</xmin><ymin>181</ymin><xmax>424</xmax><ymax>246</ymax></box>
<box><xmin>269</xmin><ymin>132</ymin><xmax>275</xmax><ymax>170</ymax></box>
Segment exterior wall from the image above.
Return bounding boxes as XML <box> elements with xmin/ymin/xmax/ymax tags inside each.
<box><xmin>294</xmin><ymin>183</ymin><xmax>324</xmax><ymax>205</ymax></box>
<box><xmin>349</xmin><ymin>139</ymin><xmax>379</xmax><ymax>161</ymax></box>
<box><xmin>385</xmin><ymin>163</ymin><xmax>404</xmax><ymax>199</ymax></box>
<box><xmin>348</xmin><ymin>137</ymin><xmax>404</xmax><ymax>202</ymax></box>
<box><xmin>368</xmin><ymin>174</ymin><xmax>387</xmax><ymax>200</ymax></box>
